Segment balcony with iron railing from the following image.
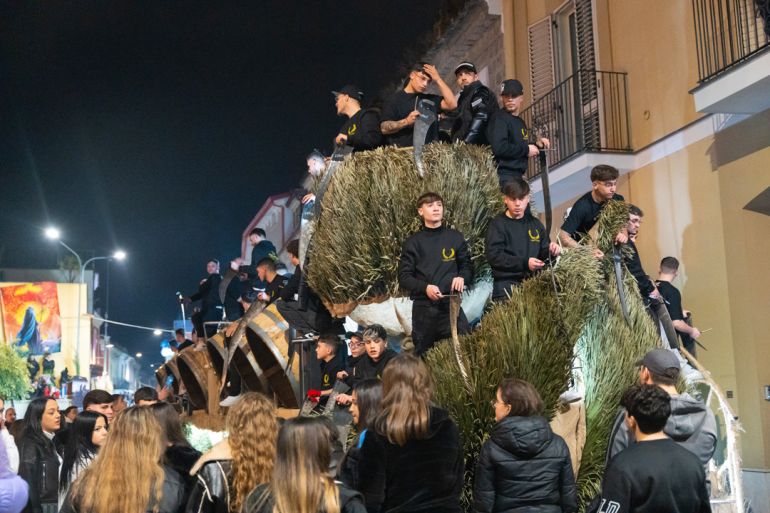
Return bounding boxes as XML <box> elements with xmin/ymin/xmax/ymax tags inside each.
<box><xmin>691</xmin><ymin>0</ymin><xmax>770</xmax><ymax>113</ymax></box>
<box><xmin>517</xmin><ymin>69</ymin><xmax>633</xmax><ymax>208</ymax></box>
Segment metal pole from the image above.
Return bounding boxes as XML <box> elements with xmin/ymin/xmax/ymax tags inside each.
<box><xmin>57</xmin><ymin>241</ymin><xmax>83</xmax><ymax>376</ymax></box>
<box><xmin>78</xmin><ymin>255</ymin><xmax>110</xmax><ymax>379</ymax></box>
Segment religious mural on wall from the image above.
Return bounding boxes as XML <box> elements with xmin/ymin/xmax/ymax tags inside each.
<box><xmin>1</xmin><ymin>282</ymin><xmax>62</xmax><ymax>355</ymax></box>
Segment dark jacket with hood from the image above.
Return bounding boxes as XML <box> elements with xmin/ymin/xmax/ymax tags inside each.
<box><xmin>607</xmin><ymin>391</ymin><xmax>717</xmax><ymax>467</ymax></box>
<box><xmin>473</xmin><ymin>416</ymin><xmax>577</xmax><ymax>513</ymax></box>
<box><xmin>357</xmin><ymin>406</ymin><xmax>464</xmax><ymax>513</ymax></box>
<box><xmin>243</xmin><ymin>481</ymin><xmax>366</xmax><ymax>513</ymax></box>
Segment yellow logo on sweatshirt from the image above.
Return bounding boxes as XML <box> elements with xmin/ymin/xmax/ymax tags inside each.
<box><xmin>528</xmin><ymin>229</ymin><xmax>540</xmax><ymax>242</ymax></box>
<box><xmin>442</xmin><ymin>248</ymin><xmax>456</xmax><ymax>262</ymax></box>
<box><xmin>348</xmin><ymin>123</ymin><xmax>358</xmax><ymax>135</ymax></box>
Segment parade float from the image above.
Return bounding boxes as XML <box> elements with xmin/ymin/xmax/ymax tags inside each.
<box><xmin>157</xmin><ymin>143</ymin><xmax>744</xmax><ymax>512</ymax></box>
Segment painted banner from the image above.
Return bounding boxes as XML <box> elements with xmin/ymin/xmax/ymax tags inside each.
<box><xmin>1</xmin><ymin>282</ymin><xmax>62</xmax><ymax>355</ymax></box>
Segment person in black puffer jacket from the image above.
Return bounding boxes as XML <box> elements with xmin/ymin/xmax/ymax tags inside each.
<box><xmin>474</xmin><ymin>378</ymin><xmax>577</xmax><ymax>513</ymax></box>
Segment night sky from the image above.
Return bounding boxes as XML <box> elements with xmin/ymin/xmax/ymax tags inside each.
<box><xmin>0</xmin><ymin>1</ymin><xmax>447</xmax><ymax>371</ymax></box>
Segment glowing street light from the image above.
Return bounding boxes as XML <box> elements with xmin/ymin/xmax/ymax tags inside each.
<box><xmin>153</xmin><ymin>329</ymin><xmax>163</xmax><ymax>336</ymax></box>
<box><xmin>135</xmin><ymin>352</ymin><xmax>142</xmax><ymax>358</ymax></box>
<box><xmin>44</xmin><ymin>227</ymin><xmax>61</xmax><ymax>240</ymax></box>
<box><xmin>44</xmin><ymin>226</ymin><xmax>127</xmax><ymax>376</ymax></box>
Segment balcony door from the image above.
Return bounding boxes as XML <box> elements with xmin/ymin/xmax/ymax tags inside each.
<box><xmin>528</xmin><ymin>0</ymin><xmax>603</xmax><ymax>161</ymax></box>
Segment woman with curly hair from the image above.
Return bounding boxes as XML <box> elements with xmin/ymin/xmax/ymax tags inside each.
<box><xmin>186</xmin><ymin>392</ymin><xmax>278</xmax><ymax>513</ymax></box>
<box><xmin>60</xmin><ymin>406</ymin><xmax>185</xmax><ymax>513</ymax></box>
<box><xmin>58</xmin><ymin>412</ymin><xmax>109</xmax><ymax>508</ymax></box>
<box><xmin>244</xmin><ymin>416</ymin><xmax>366</xmax><ymax>513</ymax></box>
<box><xmin>356</xmin><ymin>353</ymin><xmax>464</xmax><ymax>513</ymax></box>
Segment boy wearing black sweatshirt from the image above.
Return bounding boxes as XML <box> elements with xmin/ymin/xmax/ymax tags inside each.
<box><xmin>335</xmin><ymin>324</ymin><xmax>396</xmax><ymax>405</ymax></box>
<box><xmin>398</xmin><ymin>192</ymin><xmax>473</xmax><ymax>355</ymax></box>
<box><xmin>598</xmin><ymin>384</ymin><xmax>711</xmax><ymax>513</ymax></box>
<box><xmin>485</xmin><ymin>178</ymin><xmax>561</xmax><ymax>301</ymax></box>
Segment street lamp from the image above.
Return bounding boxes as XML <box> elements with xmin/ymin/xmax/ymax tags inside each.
<box><xmin>44</xmin><ymin>226</ymin><xmax>126</xmax><ymax>376</ymax></box>
<box><xmin>135</xmin><ymin>352</ymin><xmax>142</xmax><ymax>358</ymax></box>
<box><xmin>153</xmin><ymin>329</ymin><xmax>162</xmax><ymax>336</ymax></box>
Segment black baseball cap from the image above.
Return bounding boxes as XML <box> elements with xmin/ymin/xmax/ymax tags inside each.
<box><xmin>332</xmin><ymin>85</ymin><xmax>363</xmax><ymax>102</ymax></box>
<box><xmin>454</xmin><ymin>61</ymin><xmax>477</xmax><ymax>75</ymax></box>
<box><xmin>500</xmin><ymin>79</ymin><xmax>524</xmax><ymax>97</ymax></box>
<box><xmin>636</xmin><ymin>348</ymin><xmax>680</xmax><ymax>376</ymax></box>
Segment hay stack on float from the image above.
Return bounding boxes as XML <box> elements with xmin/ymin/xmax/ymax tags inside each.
<box><xmin>307</xmin><ymin>143</ymin><xmax>501</xmax><ymax>333</ymax></box>
<box><xmin>163</xmin><ymin>143</ymin><xmax>743</xmax><ymax>512</ymax></box>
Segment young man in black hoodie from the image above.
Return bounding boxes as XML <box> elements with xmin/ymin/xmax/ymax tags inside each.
<box><xmin>599</xmin><ymin>384</ymin><xmax>711</xmax><ymax>513</ymax></box>
<box><xmin>315</xmin><ymin>333</ymin><xmax>346</xmax><ymax>404</ymax></box>
<box><xmin>487</xmin><ymin>79</ymin><xmax>549</xmax><ymax>188</ymax></box>
<box><xmin>623</xmin><ymin>205</ymin><xmax>659</xmax><ymax>303</ymax></box>
<box><xmin>398</xmin><ymin>192</ymin><xmax>473</xmax><ymax>356</ymax></box>
<box><xmin>186</xmin><ymin>259</ymin><xmax>224</xmax><ymax>339</ymax></box>
<box><xmin>239</xmin><ymin>228</ymin><xmax>278</xmax><ymax>288</ymax></box>
<box><xmin>560</xmin><ymin>164</ymin><xmax>626</xmax><ymax>258</ymax></box>
<box><xmin>336</xmin><ymin>324</ymin><xmax>396</xmax><ymax>405</ymax></box>
<box><xmin>333</xmin><ymin>84</ymin><xmax>382</xmax><ymax>152</ymax></box>
<box><xmin>380</xmin><ymin>63</ymin><xmax>457</xmax><ymax>147</ymax></box>
<box><xmin>485</xmin><ymin>178</ymin><xmax>561</xmax><ymax>301</ymax></box>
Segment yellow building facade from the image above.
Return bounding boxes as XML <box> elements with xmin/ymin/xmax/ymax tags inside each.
<box><xmin>495</xmin><ymin>0</ymin><xmax>770</xmax><ymax>478</ymax></box>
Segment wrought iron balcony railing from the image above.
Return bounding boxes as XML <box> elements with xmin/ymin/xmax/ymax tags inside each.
<box><xmin>520</xmin><ymin>69</ymin><xmax>632</xmax><ymax>180</ymax></box>
<box><xmin>692</xmin><ymin>0</ymin><xmax>770</xmax><ymax>83</ymax></box>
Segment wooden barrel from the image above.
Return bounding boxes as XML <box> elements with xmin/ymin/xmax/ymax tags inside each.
<box><xmin>242</xmin><ymin>303</ymin><xmax>300</xmax><ymax>408</ymax></box>
<box><xmin>207</xmin><ymin>333</ymin><xmax>266</xmax><ymax>393</ymax></box>
<box><xmin>176</xmin><ymin>349</ymin><xmax>214</xmax><ymax>411</ymax></box>
<box><xmin>155</xmin><ymin>357</ymin><xmax>181</xmax><ymax>394</ymax></box>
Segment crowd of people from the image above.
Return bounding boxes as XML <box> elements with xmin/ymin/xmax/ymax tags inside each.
<box><xmin>0</xmin><ymin>62</ymin><xmax>716</xmax><ymax>513</ymax></box>
<box><xmin>1</xmin><ymin>347</ymin><xmax>715</xmax><ymax>513</ymax></box>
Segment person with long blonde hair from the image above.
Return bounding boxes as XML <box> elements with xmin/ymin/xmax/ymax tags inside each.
<box><xmin>186</xmin><ymin>392</ymin><xmax>277</xmax><ymax>513</ymax></box>
<box><xmin>356</xmin><ymin>353</ymin><xmax>464</xmax><ymax>513</ymax></box>
<box><xmin>60</xmin><ymin>406</ymin><xmax>185</xmax><ymax>513</ymax></box>
<box><xmin>243</xmin><ymin>416</ymin><xmax>365</xmax><ymax>513</ymax></box>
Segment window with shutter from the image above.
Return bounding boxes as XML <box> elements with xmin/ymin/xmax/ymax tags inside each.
<box><xmin>574</xmin><ymin>0</ymin><xmax>601</xmax><ymax>149</ymax></box>
<box><xmin>528</xmin><ymin>16</ymin><xmax>555</xmax><ymax>104</ymax></box>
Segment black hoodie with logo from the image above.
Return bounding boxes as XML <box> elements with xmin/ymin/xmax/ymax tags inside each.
<box><xmin>398</xmin><ymin>225</ymin><xmax>473</xmax><ymax>300</ymax></box>
<box><xmin>485</xmin><ymin>212</ymin><xmax>551</xmax><ymax>298</ymax></box>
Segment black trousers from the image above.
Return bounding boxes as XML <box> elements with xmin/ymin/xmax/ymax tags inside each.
<box><xmin>192</xmin><ymin>307</ymin><xmax>222</xmax><ymax>338</ymax></box>
<box><xmin>276</xmin><ymin>299</ymin><xmax>342</xmax><ymax>335</ymax></box>
<box><xmin>498</xmin><ymin>168</ymin><xmax>526</xmax><ymax>190</ymax></box>
<box><xmin>492</xmin><ymin>279</ymin><xmax>522</xmax><ymax>302</ymax></box>
<box><xmin>411</xmin><ymin>299</ymin><xmax>470</xmax><ymax>356</ymax></box>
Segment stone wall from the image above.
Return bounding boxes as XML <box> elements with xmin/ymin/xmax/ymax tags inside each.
<box><xmin>423</xmin><ymin>0</ymin><xmax>506</xmax><ymax>95</ymax></box>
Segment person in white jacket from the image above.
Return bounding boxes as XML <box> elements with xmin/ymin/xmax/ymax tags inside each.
<box><xmin>0</xmin><ymin>399</ymin><xmax>19</xmax><ymax>474</ymax></box>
